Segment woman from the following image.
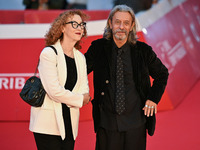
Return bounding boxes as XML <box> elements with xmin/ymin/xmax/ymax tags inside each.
<box><xmin>29</xmin><ymin>10</ymin><xmax>90</xmax><ymax>150</ymax></box>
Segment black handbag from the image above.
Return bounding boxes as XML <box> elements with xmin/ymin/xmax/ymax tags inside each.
<box><xmin>19</xmin><ymin>75</ymin><xmax>46</xmax><ymax>107</ymax></box>
<box><xmin>19</xmin><ymin>46</ymin><xmax>57</xmax><ymax>107</ymax></box>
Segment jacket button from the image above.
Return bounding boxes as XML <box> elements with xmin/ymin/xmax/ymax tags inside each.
<box><xmin>105</xmin><ymin>80</ymin><xmax>109</xmax><ymax>84</ymax></box>
<box><xmin>101</xmin><ymin>92</ymin><xmax>105</xmax><ymax>96</ymax></box>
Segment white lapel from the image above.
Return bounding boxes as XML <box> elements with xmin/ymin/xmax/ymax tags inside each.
<box><xmin>52</xmin><ymin>40</ymin><xmax>67</xmax><ymax>140</ymax></box>
<box><xmin>54</xmin><ymin>40</ymin><xmax>67</xmax><ymax>87</ymax></box>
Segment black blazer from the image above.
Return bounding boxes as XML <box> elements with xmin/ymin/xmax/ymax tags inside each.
<box><xmin>85</xmin><ymin>38</ymin><xmax>169</xmax><ymax>136</ymax></box>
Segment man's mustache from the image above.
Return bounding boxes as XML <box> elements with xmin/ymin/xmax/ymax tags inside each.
<box><xmin>114</xmin><ymin>29</ymin><xmax>127</xmax><ymax>34</ymax></box>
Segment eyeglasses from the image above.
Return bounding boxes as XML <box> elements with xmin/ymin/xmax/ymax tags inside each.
<box><xmin>65</xmin><ymin>21</ymin><xmax>86</xmax><ymax>29</ymax></box>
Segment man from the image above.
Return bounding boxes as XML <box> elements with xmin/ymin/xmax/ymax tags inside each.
<box><xmin>114</xmin><ymin>0</ymin><xmax>153</xmax><ymax>14</ymax></box>
<box><xmin>85</xmin><ymin>5</ymin><xmax>169</xmax><ymax>150</ymax></box>
<box><xmin>23</xmin><ymin>0</ymin><xmax>67</xmax><ymax>10</ymax></box>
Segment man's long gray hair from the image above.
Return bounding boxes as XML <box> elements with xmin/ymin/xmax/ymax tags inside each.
<box><xmin>103</xmin><ymin>5</ymin><xmax>137</xmax><ymax>45</ymax></box>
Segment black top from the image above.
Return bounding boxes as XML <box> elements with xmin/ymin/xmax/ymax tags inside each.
<box><xmin>100</xmin><ymin>41</ymin><xmax>146</xmax><ymax>131</ymax></box>
<box><xmin>85</xmin><ymin>38</ymin><xmax>169</xmax><ymax>134</ymax></box>
<box><xmin>62</xmin><ymin>54</ymin><xmax>77</xmax><ymax>140</ymax></box>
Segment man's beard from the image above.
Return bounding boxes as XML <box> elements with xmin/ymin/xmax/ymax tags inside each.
<box><xmin>113</xmin><ymin>29</ymin><xmax>128</xmax><ymax>40</ymax></box>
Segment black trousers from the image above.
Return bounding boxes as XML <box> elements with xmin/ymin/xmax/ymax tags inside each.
<box><xmin>33</xmin><ymin>132</ymin><xmax>75</xmax><ymax>150</ymax></box>
<box><xmin>96</xmin><ymin>124</ymin><xmax>146</xmax><ymax>150</ymax></box>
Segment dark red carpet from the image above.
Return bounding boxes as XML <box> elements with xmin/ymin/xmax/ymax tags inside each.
<box><xmin>1</xmin><ymin>80</ymin><xmax>200</xmax><ymax>150</ymax></box>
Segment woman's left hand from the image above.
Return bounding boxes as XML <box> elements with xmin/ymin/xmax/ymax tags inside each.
<box><xmin>142</xmin><ymin>100</ymin><xmax>157</xmax><ymax>117</ymax></box>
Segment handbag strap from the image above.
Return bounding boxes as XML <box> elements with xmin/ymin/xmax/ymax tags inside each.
<box><xmin>34</xmin><ymin>46</ymin><xmax>58</xmax><ymax>76</ymax></box>
<box><xmin>48</xmin><ymin>45</ymin><xmax>58</xmax><ymax>55</ymax></box>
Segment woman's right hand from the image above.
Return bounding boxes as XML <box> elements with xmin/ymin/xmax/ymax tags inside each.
<box><xmin>83</xmin><ymin>93</ymin><xmax>91</xmax><ymax>106</ymax></box>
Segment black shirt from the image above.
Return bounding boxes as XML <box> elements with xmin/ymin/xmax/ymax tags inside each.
<box><xmin>100</xmin><ymin>41</ymin><xmax>146</xmax><ymax>131</ymax></box>
<box><xmin>62</xmin><ymin>54</ymin><xmax>77</xmax><ymax>140</ymax></box>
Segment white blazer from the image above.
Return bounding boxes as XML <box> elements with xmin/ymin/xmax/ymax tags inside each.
<box><xmin>29</xmin><ymin>40</ymin><xmax>89</xmax><ymax>140</ymax></box>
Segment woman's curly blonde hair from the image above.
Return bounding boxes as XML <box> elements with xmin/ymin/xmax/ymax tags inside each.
<box><xmin>45</xmin><ymin>10</ymin><xmax>89</xmax><ymax>50</ymax></box>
